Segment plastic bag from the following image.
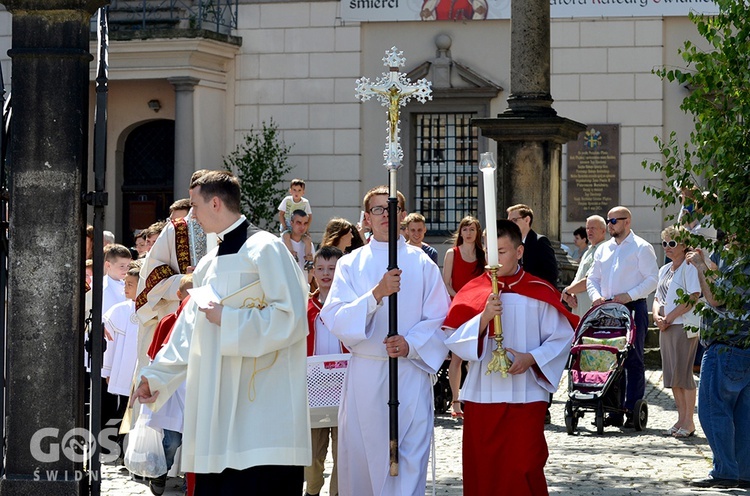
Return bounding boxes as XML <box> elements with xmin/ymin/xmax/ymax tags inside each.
<box><xmin>123</xmin><ymin>416</ymin><xmax>167</xmax><ymax>478</ymax></box>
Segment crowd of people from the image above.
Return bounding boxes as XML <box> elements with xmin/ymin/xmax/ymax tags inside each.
<box><xmin>83</xmin><ymin>171</ymin><xmax>748</xmax><ymax>495</ymax></box>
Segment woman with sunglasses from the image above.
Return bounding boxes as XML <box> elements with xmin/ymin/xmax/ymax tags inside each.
<box><xmin>652</xmin><ymin>225</ymin><xmax>702</xmax><ymax>438</ymax></box>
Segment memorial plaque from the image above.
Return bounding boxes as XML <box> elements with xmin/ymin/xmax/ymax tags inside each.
<box><xmin>566</xmin><ymin>124</ymin><xmax>619</xmax><ymax>221</ymax></box>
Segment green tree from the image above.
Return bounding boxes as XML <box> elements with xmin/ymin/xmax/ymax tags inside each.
<box><xmin>224</xmin><ymin>119</ymin><xmax>293</xmax><ymax>231</ymax></box>
<box><xmin>644</xmin><ymin>0</ymin><xmax>750</xmax><ymax>346</ymax></box>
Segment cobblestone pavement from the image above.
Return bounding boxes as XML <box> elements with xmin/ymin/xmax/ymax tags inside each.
<box><xmin>101</xmin><ymin>369</ymin><xmax>749</xmax><ymax>495</ymax></box>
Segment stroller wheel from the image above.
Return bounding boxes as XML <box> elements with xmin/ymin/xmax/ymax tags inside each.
<box><xmin>564</xmin><ymin>400</ymin><xmax>577</xmax><ymax>435</ymax></box>
<box><xmin>595</xmin><ymin>411</ymin><xmax>604</xmax><ymax>435</ymax></box>
<box><xmin>633</xmin><ymin>399</ymin><xmax>648</xmax><ymax>431</ymax></box>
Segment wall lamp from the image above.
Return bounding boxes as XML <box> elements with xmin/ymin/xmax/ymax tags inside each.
<box><xmin>148</xmin><ymin>99</ymin><xmax>161</xmax><ymax>113</ymax></box>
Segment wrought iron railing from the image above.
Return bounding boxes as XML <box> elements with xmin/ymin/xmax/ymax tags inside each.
<box><xmin>101</xmin><ymin>0</ymin><xmax>239</xmax><ymax>35</ymax></box>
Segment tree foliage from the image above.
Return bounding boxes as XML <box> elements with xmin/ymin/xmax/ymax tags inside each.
<box><xmin>224</xmin><ymin>119</ymin><xmax>293</xmax><ymax>231</ymax></box>
<box><xmin>643</xmin><ymin>0</ymin><xmax>750</xmax><ymax>346</ymax></box>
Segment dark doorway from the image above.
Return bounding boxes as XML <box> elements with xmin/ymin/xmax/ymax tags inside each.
<box><xmin>121</xmin><ymin>120</ymin><xmax>175</xmax><ymax>243</ymax></box>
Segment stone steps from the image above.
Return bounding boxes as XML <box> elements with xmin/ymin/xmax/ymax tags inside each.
<box><xmin>645</xmin><ymin>326</ymin><xmax>661</xmax><ymax>369</ymax></box>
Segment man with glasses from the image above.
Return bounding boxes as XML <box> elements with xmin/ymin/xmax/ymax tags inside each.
<box><xmin>561</xmin><ymin>215</ymin><xmax>608</xmax><ymax>318</ymax></box>
<box><xmin>587</xmin><ymin>206</ymin><xmax>659</xmax><ymax>428</ymax></box>
<box><xmin>320</xmin><ymin>185</ymin><xmax>450</xmax><ymax>496</ymax></box>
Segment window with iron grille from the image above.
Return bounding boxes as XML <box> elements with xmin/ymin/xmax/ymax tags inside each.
<box><xmin>414</xmin><ymin>112</ymin><xmax>479</xmax><ymax>235</ymax></box>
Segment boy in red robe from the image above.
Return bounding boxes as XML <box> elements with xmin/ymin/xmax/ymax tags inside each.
<box><xmin>305</xmin><ymin>246</ymin><xmax>346</xmax><ymax>496</ymax></box>
<box><xmin>443</xmin><ymin>220</ymin><xmax>578</xmax><ymax>496</ymax></box>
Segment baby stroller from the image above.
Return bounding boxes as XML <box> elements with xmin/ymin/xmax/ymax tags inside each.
<box><xmin>564</xmin><ymin>302</ymin><xmax>648</xmax><ymax>435</ymax></box>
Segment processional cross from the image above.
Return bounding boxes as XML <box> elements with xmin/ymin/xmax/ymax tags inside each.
<box><xmin>356</xmin><ymin>46</ymin><xmax>432</xmax><ymax>169</ymax></box>
<box><xmin>355</xmin><ymin>47</ymin><xmax>432</xmax><ymax>477</ymax></box>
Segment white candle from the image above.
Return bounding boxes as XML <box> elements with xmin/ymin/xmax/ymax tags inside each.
<box><xmin>480</xmin><ymin>152</ymin><xmax>498</xmax><ymax>266</ymax></box>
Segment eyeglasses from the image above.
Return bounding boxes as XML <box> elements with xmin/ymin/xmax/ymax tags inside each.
<box><xmin>606</xmin><ymin>217</ymin><xmax>628</xmax><ymax>225</ymax></box>
<box><xmin>662</xmin><ymin>240</ymin><xmax>678</xmax><ymax>248</ymax></box>
<box><xmin>368</xmin><ymin>205</ymin><xmax>402</xmax><ymax>216</ymax></box>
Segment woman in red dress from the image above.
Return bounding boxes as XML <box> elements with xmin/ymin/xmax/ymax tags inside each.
<box><xmin>442</xmin><ymin>216</ymin><xmax>485</xmax><ymax>418</ymax></box>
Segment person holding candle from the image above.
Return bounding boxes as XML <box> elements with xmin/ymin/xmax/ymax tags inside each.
<box><xmin>443</xmin><ymin>219</ymin><xmax>577</xmax><ymax>496</ymax></box>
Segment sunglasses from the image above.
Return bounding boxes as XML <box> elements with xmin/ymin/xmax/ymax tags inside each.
<box><xmin>606</xmin><ymin>217</ymin><xmax>628</xmax><ymax>225</ymax></box>
<box><xmin>662</xmin><ymin>240</ymin><xmax>678</xmax><ymax>248</ymax></box>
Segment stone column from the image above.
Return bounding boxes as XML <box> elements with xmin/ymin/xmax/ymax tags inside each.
<box><xmin>507</xmin><ymin>0</ymin><xmax>553</xmax><ymax>114</ymax></box>
<box><xmin>1</xmin><ymin>0</ymin><xmax>104</xmax><ymax>493</ymax></box>
<box><xmin>473</xmin><ymin>0</ymin><xmax>585</xmax><ymax>285</ymax></box>
<box><xmin>169</xmin><ymin>76</ymin><xmax>199</xmax><ymax>197</ymax></box>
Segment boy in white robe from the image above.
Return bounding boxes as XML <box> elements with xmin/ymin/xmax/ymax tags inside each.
<box><xmin>320</xmin><ymin>186</ymin><xmax>450</xmax><ymax>496</ymax></box>
<box><xmin>103</xmin><ymin>261</ymin><xmax>140</xmax><ymax>397</ymax></box>
<box><xmin>443</xmin><ymin>220</ymin><xmax>577</xmax><ymax>496</ymax></box>
<box><xmin>98</xmin><ymin>244</ymin><xmax>132</xmax><ymax>436</ymax></box>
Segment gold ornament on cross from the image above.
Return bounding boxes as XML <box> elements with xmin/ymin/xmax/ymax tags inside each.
<box><xmin>356</xmin><ymin>47</ymin><xmax>433</xmax><ymax>170</ymax></box>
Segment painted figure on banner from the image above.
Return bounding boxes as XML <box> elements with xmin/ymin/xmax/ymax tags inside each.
<box><xmin>420</xmin><ymin>0</ymin><xmax>488</xmax><ymax>20</ymax></box>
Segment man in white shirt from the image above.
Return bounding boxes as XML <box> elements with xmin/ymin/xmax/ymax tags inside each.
<box><xmin>562</xmin><ymin>215</ymin><xmax>607</xmax><ymax>318</ymax></box>
<box><xmin>282</xmin><ymin>210</ymin><xmax>315</xmax><ymax>283</ymax></box>
<box><xmin>587</xmin><ymin>206</ymin><xmax>659</xmax><ymax>427</ymax></box>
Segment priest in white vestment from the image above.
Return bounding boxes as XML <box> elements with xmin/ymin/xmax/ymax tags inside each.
<box><xmin>136</xmin><ymin>194</ymin><xmax>211</xmax><ymax>377</ymax></box>
<box><xmin>133</xmin><ymin>171</ymin><xmax>311</xmax><ymax>495</ymax></box>
<box><xmin>320</xmin><ymin>186</ymin><xmax>450</xmax><ymax>496</ymax></box>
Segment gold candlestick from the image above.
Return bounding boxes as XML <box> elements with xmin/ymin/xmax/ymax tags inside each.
<box><xmin>485</xmin><ymin>265</ymin><xmax>512</xmax><ymax>377</ymax></box>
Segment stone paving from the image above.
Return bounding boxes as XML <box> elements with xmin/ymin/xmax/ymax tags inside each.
<box><xmin>100</xmin><ymin>369</ymin><xmax>749</xmax><ymax>495</ymax></box>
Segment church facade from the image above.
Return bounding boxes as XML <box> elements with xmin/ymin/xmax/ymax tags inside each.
<box><xmin>0</xmin><ymin>0</ymin><xmax>715</xmax><ymax>263</ymax></box>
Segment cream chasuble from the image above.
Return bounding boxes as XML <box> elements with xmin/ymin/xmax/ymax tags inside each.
<box><xmin>142</xmin><ymin>230</ymin><xmax>311</xmax><ymax>473</ymax></box>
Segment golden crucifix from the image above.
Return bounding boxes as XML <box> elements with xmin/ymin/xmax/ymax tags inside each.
<box><xmin>356</xmin><ymin>46</ymin><xmax>432</xmax><ymax>168</ymax></box>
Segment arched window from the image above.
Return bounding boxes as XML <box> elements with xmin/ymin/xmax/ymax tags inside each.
<box><xmin>121</xmin><ymin>120</ymin><xmax>175</xmax><ymax>238</ymax></box>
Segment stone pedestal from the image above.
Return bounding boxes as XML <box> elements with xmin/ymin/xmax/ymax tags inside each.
<box><xmin>1</xmin><ymin>0</ymin><xmax>104</xmax><ymax>494</ymax></box>
<box><xmin>473</xmin><ymin>116</ymin><xmax>586</xmax><ymax>240</ymax></box>
<box><xmin>474</xmin><ymin>116</ymin><xmax>585</xmax><ymax>286</ymax></box>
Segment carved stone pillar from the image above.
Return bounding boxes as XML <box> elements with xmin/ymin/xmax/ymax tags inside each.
<box><xmin>169</xmin><ymin>76</ymin><xmax>200</xmax><ymax>197</ymax></box>
<box><xmin>1</xmin><ymin>0</ymin><xmax>105</xmax><ymax>492</ymax></box>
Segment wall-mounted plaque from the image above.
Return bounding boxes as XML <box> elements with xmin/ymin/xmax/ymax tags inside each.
<box><xmin>567</xmin><ymin>124</ymin><xmax>620</xmax><ymax>222</ymax></box>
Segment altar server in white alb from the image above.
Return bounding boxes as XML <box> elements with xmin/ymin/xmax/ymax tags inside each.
<box><xmin>320</xmin><ymin>185</ymin><xmax>451</xmax><ymax>496</ymax></box>
<box><xmin>102</xmin><ymin>261</ymin><xmax>141</xmax><ymax>400</ymax></box>
<box><xmin>132</xmin><ymin>170</ymin><xmax>311</xmax><ymax>495</ymax></box>
<box><xmin>443</xmin><ymin>220</ymin><xmax>577</xmax><ymax>496</ymax></box>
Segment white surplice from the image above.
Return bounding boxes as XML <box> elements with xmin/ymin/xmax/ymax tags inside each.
<box><xmin>140</xmin><ymin>230</ymin><xmax>312</xmax><ymax>474</ymax></box>
<box><xmin>444</xmin><ymin>293</ymin><xmax>574</xmax><ymax>404</ymax></box>
<box><xmin>320</xmin><ymin>237</ymin><xmax>450</xmax><ymax>496</ymax></box>
<box><xmin>102</xmin><ymin>299</ymin><xmax>139</xmax><ymax>397</ymax></box>
<box><xmin>93</xmin><ymin>275</ymin><xmax>126</xmax><ymax>374</ymax></box>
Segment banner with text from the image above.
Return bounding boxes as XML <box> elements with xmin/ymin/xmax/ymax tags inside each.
<box><xmin>341</xmin><ymin>0</ymin><xmax>718</xmax><ymax>22</ymax></box>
